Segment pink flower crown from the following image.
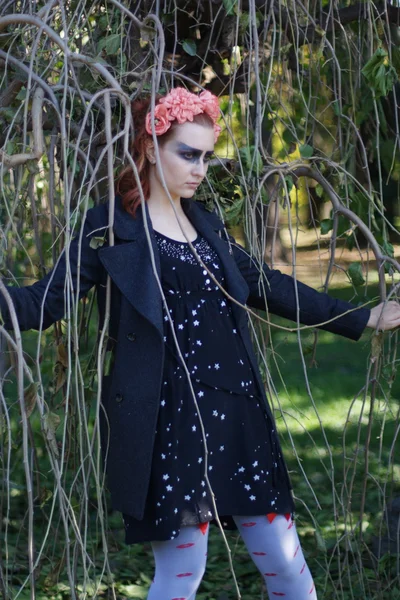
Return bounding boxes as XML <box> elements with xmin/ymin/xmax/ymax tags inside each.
<box><xmin>145</xmin><ymin>87</ymin><xmax>222</xmax><ymax>143</ymax></box>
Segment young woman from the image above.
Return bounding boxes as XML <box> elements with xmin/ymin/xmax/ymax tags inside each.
<box><xmin>1</xmin><ymin>87</ymin><xmax>399</xmax><ymax>600</ymax></box>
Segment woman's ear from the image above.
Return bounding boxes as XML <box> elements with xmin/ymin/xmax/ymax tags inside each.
<box><xmin>144</xmin><ymin>140</ymin><xmax>156</xmax><ymax>164</ymax></box>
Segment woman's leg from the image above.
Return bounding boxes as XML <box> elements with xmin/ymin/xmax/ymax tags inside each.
<box><xmin>233</xmin><ymin>514</ymin><xmax>317</xmax><ymax>599</ymax></box>
<box><xmin>147</xmin><ymin>523</ymin><xmax>209</xmax><ymax>600</ymax></box>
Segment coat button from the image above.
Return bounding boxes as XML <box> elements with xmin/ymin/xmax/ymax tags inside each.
<box><xmin>115</xmin><ymin>393</ymin><xmax>123</xmax><ymax>403</ymax></box>
<box><xmin>126</xmin><ymin>332</ymin><xmax>137</xmax><ymax>342</ymax></box>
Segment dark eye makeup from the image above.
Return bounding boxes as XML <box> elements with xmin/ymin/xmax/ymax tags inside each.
<box><xmin>175</xmin><ymin>143</ymin><xmax>215</xmax><ymax>163</ymax></box>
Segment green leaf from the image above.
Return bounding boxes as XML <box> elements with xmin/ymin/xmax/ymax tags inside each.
<box><xmin>383</xmin><ymin>240</ymin><xmax>394</xmax><ymax>257</ymax></box>
<box><xmin>182</xmin><ymin>39</ymin><xmax>197</xmax><ymax>56</ymax></box>
<box><xmin>282</xmin><ymin>128</ymin><xmax>297</xmax><ymax>145</ymax></box>
<box><xmin>238</xmin><ymin>145</ymin><xmax>263</xmax><ymax>173</ymax></box>
<box><xmin>104</xmin><ymin>350</ymin><xmax>114</xmax><ymax>376</ymax></box>
<box><xmin>284</xmin><ymin>176</ymin><xmax>294</xmax><ymax>194</ymax></box>
<box><xmin>332</xmin><ymin>100</ymin><xmax>341</xmax><ymax>116</ymax></box>
<box><xmin>16</xmin><ymin>86</ymin><xmax>27</xmax><ymax>101</ymax></box>
<box><xmin>105</xmin><ymin>33</ymin><xmax>122</xmax><ymax>55</ymax></box>
<box><xmin>362</xmin><ymin>47</ymin><xmax>398</xmax><ymax>98</ymax></box>
<box><xmin>223</xmin><ymin>0</ymin><xmax>237</xmax><ymax>15</ymax></box>
<box><xmin>320</xmin><ymin>219</ymin><xmax>333</xmax><ymax>235</ymax></box>
<box><xmin>98</xmin><ymin>15</ymin><xmax>109</xmax><ymax>31</ymax></box>
<box><xmin>299</xmin><ymin>144</ymin><xmax>313</xmax><ymax>159</ymax></box>
<box><xmin>90</xmin><ymin>235</ymin><xmax>106</xmax><ymax>249</ymax></box>
<box><xmin>347</xmin><ymin>262</ymin><xmax>365</xmax><ymax>287</ymax></box>
<box><xmin>315</xmin><ymin>184</ymin><xmax>324</xmax><ymax>198</ymax></box>
<box><xmin>362</xmin><ymin>47</ymin><xmax>387</xmax><ymax>80</ymax></box>
<box><xmin>223</xmin><ymin>197</ymin><xmax>244</xmax><ymax>226</ymax></box>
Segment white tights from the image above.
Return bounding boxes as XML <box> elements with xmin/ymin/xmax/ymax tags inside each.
<box><xmin>147</xmin><ymin>514</ymin><xmax>317</xmax><ymax>599</ymax></box>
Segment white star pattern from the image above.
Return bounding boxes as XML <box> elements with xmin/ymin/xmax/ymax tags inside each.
<box><xmin>151</xmin><ymin>232</ymin><xmax>286</xmax><ymax>539</ymax></box>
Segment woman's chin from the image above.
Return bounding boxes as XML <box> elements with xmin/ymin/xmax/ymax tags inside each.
<box><xmin>180</xmin><ymin>188</ymin><xmax>197</xmax><ymax>198</ymax></box>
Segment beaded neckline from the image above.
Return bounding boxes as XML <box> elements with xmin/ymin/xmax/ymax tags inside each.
<box><xmin>154</xmin><ymin>230</ymin><xmax>200</xmax><ymax>245</ymax></box>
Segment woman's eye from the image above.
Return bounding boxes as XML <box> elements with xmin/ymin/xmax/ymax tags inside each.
<box><xmin>183</xmin><ymin>153</ymin><xmax>194</xmax><ymax>160</ymax></box>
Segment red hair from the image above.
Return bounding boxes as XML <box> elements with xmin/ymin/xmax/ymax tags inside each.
<box><xmin>116</xmin><ymin>95</ymin><xmax>214</xmax><ymax>217</ymax></box>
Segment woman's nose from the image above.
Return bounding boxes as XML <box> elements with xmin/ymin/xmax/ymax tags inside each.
<box><xmin>192</xmin><ymin>160</ymin><xmax>207</xmax><ymax>177</ymax></box>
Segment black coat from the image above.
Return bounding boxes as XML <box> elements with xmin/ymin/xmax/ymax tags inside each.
<box><xmin>0</xmin><ymin>197</ymin><xmax>370</xmax><ymax>519</ymax></box>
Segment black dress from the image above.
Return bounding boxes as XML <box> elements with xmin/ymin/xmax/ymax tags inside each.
<box><xmin>123</xmin><ymin>231</ymin><xmax>294</xmax><ymax>544</ymax></box>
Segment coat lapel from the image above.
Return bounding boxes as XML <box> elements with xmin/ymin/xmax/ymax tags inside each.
<box><xmin>98</xmin><ymin>199</ymin><xmax>163</xmax><ymax>336</ymax></box>
<box><xmin>97</xmin><ymin>196</ymin><xmax>250</xmax><ymax>335</ymax></box>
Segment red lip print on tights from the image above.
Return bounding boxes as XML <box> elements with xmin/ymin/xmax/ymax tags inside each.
<box><xmin>176</xmin><ymin>573</ymin><xmax>193</xmax><ymax>578</ymax></box>
<box><xmin>172</xmin><ymin>598</ymin><xmax>186</xmax><ymax>600</ymax></box>
<box><xmin>272</xmin><ymin>593</ymin><xmax>286</xmax><ymax>597</ymax></box>
<box><xmin>241</xmin><ymin>522</ymin><xmax>257</xmax><ymax>527</ymax></box>
<box><xmin>176</xmin><ymin>543</ymin><xmax>195</xmax><ymax>549</ymax></box>
<box><xmin>253</xmin><ymin>551</ymin><xmax>267</xmax><ymax>556</ymax></box>
<box><xmin>264</xmin><ymin>573</ymin><xmax>277</xmax><ymax>576</ymax></box>
<box><xmin>300</xmin><ymin>563</ymin><xmax>306</xmax><ymax>574</ymax></box>
<box><xmin>309</xmin><ymin>583</ymin><xmax>315</xmax><ymax>594</ymax></box>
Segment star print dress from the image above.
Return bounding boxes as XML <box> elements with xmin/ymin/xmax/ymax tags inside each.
<box><xmin>123</xmin><ymin>231</ymin><xmax>294</xmax><ymax>544</ymax></box>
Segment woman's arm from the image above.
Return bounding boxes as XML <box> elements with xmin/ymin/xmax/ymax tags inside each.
<box><xmin>229</xmin><ymin>237</ymin><xmax>371</xmax><ymax>340</ymax></box>
<box><xmin>0</xmin><ymin>205</ymin><xmax>107</xmax><ymax>332</ymax></box>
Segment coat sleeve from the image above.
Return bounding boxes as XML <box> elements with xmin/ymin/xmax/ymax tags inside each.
<box><xmin>229</xmin><ymin>236</ymin><xmax>370</xmax><ymax>341</ymax></box>
<box><xmin>0</xmin><ymin>206</ymin><xmax>107</xmax><ymax>332</ymax></box>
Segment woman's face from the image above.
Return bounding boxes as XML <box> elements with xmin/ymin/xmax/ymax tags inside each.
<box><xmin>149</xmin><ymin>121</ymin><xmax>215</xmax><ymax>201</ymax></box>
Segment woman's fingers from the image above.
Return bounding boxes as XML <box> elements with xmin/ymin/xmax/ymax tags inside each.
<box><xmin>368</xmin><ymin>301</ymin><xmax>400</xmax><ymax>330</ymax></box>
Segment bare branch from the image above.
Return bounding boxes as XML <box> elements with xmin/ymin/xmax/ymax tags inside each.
<box><xmin>0</xmin><ymin>86</ymin><xmax>44</xmax><ymax>168</ymax></box>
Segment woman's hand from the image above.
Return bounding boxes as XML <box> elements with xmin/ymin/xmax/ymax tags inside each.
<box><xmin>367</xmin><ymin>300</ymin><xmax>400</xmax><ymax>331</ymax></box>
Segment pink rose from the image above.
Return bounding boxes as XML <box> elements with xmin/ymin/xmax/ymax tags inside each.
<box><xmin>199</xmin><ymin>90</ymin><xmax>220</xmax><ymax>121</ymax></box>
<box><xmin>160</xmin><ymin>87</ymin><xmax>203</xmax><ymax>124</ymax></box>
<box><xmin>145</xmin><ymin>104</ymin><xmax>172</xmax><ymax>136</ymax></box>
